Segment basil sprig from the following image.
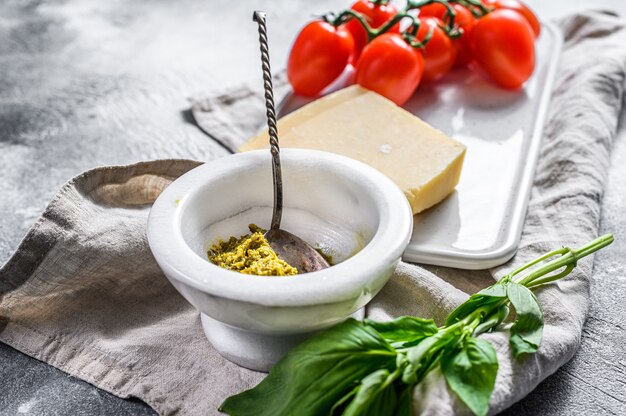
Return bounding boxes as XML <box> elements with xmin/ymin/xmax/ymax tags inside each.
<box><xmin>220</xmin><ymin>234</ymin><xmax>614</xmax><ymax>416</ymax></box>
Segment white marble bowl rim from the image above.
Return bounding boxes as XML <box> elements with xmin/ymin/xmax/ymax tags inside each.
<box><xmin>147</xmin><ymin>149</ymin><xmax>412</xmax><ymax>307</ymax></box>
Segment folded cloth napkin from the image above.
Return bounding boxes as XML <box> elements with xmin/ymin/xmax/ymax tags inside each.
<box><xmin>1</xmin><ymin>11</ymin><xmax>626</xmax><ymax>416</ymax></box>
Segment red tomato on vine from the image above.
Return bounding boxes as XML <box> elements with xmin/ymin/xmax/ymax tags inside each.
<box><xmin>416</xmin><ymin>17</ymin><xmax>457</xmax><ymax>83</ymax></box>
<box><xmin>355</xmin><ymin>33</ymin><xmax>424</xmax><ymax>106</ymax></box>
<box><xmin>417</xmin><ymin>3</ymin><xmax>447</xmax><ymax>19</ymax></box>
<box><xmin>419</xmin><ymin>3</ymin><xmax>476</xmax><ymax>67</ymax></box>
<box><xmin>485</xmin><ymin>0</ymin><xmax>541</xmax><ymax>38</ymax></box>
<box><xmin>287</xmin><ymin>21</ymin><xmax>354</xmax><ymax>97</ymax></box>
<box><xmin>470</xmin><ymin>9</ymin><xmax>535</xmax><ymax>88</ymax></box>
<box><xmin>449</xmin><ymin>5</ymin><xmax>475</xmax><ymax>66</ymax></box>
<box><xmin>343</xmin><ymin>0</ymin><xmax>400</xmax><ymax>63</ymax></box>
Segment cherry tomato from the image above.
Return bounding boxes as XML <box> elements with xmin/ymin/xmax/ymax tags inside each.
<box><xmin>355</xmin><ymin>33</ymin><xmax>424</xmax><ymax>106</ymax></box>
<box><xmin>416</xmin><ymin>18</ymin><xmax>456</xmax><ymax>83</ymax></box>
<box><xmin>449</xmin><ymin>5</ymin><xmax>475</xmax><ymax>66</ymax></box>
<box><xmin>417</xmin><ymin>3</ymin><xmax>447</xmax><ymax>18</ymax></box>
<box><xmin>485</xmin><ymin>0</ymin><xmax>541</xmax><ymax>37</ymax></box>
<box><xmin>470</xmin><ymin>9</ymin><xmax>535</xmax><ymax>89</ymax></box>
<box><xmin>343</xmin><ymin>0</ymin><xmax>400</xmax><ymax>63</ymax></box>
<box><xmin>287</xmin><ymin>20</ymin><xmax>354</xmax><ymax>97</ymax></box>
<box><xmin>419</xmin><ymin>4</ymin><xmax>476</xmax><ymax>66</ymax></box>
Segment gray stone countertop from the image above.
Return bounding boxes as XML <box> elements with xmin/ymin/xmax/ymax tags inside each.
<box><xmin>0</xmin><ymin>0</ymin><xmax>624</xmax><ymax>415</ymax></box>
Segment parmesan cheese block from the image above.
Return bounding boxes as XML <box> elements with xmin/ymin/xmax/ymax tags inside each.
<box><xmin>239</xmin><ymin>86</ymin><xmax>466</xmax><ymax>214</ymax></box>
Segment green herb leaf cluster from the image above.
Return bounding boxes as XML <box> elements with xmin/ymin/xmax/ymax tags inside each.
<box><xmin>220</xmin><ymin>234</ymin><xmax>613</xmax><ymax>416</ymax></box>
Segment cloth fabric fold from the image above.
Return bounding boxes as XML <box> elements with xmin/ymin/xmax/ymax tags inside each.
<box><xmin>2</xmin><ymin>11</ymin><xmax>626</xmax><ymax>416</ymax></box>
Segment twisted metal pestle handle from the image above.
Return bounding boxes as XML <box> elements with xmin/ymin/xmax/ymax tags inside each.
<box><xmin>253</xmin><ymin>11</ymin><xmax>283</xmax><ymax>230</ymax></box>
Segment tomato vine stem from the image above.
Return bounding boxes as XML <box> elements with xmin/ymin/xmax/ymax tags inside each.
<box><xmin>328</xmin><ymin>10</ymin><xmax>432</xmax><ymax>48</ymax></box>
<box><xmin>455</xmin><ymin>0</ymin><xmax>492</xmax><ymax>17</ymax></box>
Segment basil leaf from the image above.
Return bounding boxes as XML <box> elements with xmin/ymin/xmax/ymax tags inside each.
<box><xmin>401</xmin><ymin>330</ymin><xmax>453</xmax><ymax>384</ymax></box>
<box><xmin>342</xmin><ymin>369</ymin><xmax>397</xmax><ymax>416</ymax></box>
<box><xmin>507</xmin><ymin>282</ymin><xmax>544</xmax><ymax>357</ymax></box>
<box><xmin>394</xmin><ymin>385</ymin><xmax>413</xmax><ymax>416</ymax></box>
<box><xmin>219</xmin><ymin>319</ymin><xmax>396</xmax><ymax>416</ymax></box>
<box><xmin>359</xmin><ymin>383</ymin><xmax>398</xmax><ymax>416</ymax></box>
<box><xmin>478</xmin><ymin>283</ymin><xmax>508</xmax><ymax>297</ymax></box>
<box><xmin>442</xmin><ymin>338</ymin><xmax>498</xmax><ymax>416</ymax></box>
<box><xmin>364</xmin><ymin>316</ymin><xmax>438</xmax><ymax>347</ymax></box>
<box><xmin>330</xmin><ymin>386</ymin><xmax>358</xmax><ymax>416</ymax></box>
<box><xmin>445</xmin><ymin>282</ymin><xmax>508</xmax><ymax>326</ymax></box>
<box><xmin>474</xmin><ymin>305</ymin><xmax>510</xmax><ymax>336</ymax></box>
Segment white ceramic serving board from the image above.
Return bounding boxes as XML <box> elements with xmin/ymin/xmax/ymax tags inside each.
<box><xmin>279</xmin><ymin>22</ymin><xmax>563</xmax><ymax>270</ymax></box>
<box><xmin>403</xmin><ymin>22</ymin><xmax>562</xmax><ymax>269</ymax></box>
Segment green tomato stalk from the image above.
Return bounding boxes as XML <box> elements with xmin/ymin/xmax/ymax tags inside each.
<box><xmin>404</xmin><ymin>0</ymin><xmax>492</xmax><ymax>38</ymax></box>
<box><xmin>406</xmin><ymin>0</ymin><xmax>491</xmax><ymax>18</ymax></box>
<box><xmin>219</xmin><ymin>234</ymin><xmax>614</xmax><ymax>416</ymax></box>
<box><xmin>325</xmin><ymin>0</ymin><xmax>491</xmax><ymax>50</ymax></box>
<box><xmin>327</xmin><ymin>10</ymin><xmax>433</xmax><ymax>48</ymax></box>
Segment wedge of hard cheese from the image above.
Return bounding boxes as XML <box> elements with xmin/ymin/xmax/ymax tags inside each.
<box><xmin>239</xmin><ymin>86</ymin><xmax>466</xmax><ymax>214</ymax></box>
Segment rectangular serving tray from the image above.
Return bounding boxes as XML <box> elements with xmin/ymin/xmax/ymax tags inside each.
<box><xmin>403</xmin><ymin>21</ymin><xmax>562</xmax><ymax>269</ymax></box>
<box><xmin>277</xmin><ymin>22</ymin><xmax>563</xmax><ymax>270</ymax></box>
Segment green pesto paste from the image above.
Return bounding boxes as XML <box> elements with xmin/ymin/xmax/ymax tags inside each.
<box><xmin>208</xmin><ymin>224</ymin><xmax>298</xmax><ymax>276</ymax></box>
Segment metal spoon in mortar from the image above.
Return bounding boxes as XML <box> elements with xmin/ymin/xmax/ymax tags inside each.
<box><xmin>252</xmin><ymin>11</ymin><xmax>329</xmax><ymax>273</ymax></box>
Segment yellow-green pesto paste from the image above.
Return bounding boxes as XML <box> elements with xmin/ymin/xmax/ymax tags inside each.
<box><xmin>208</xmin><ymin>224</ymin><xmax>298</xmax><ymax>276</ymax></box>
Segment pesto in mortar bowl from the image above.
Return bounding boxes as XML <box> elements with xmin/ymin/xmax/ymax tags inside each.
<box><xmin>147</xmin><ymin>149</ymin><xmax>412</xmax><ymax>371</ymax></box>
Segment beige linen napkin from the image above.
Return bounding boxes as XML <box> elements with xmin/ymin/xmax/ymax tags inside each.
<box><xmin>1</xmin><ymin>11</ymin><xmax>625</xmax><ymax>416</ymax></box>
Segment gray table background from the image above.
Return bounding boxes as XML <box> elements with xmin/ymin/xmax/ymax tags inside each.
<box><xmin>1</xmin><ymin>0</ymin><xmax>624</xmax><ymax>414</ymax></box>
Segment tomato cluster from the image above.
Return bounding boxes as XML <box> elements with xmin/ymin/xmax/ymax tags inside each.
<box><xmin>287</xmin><ymin>0</ymin><xmax>540</xmax><ymax>105</ymax></box>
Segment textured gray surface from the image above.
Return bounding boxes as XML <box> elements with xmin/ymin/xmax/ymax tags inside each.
<box><xmin>0</xmin><ymin>0</ymin><xmax>624</xmax><ymax>415</ymax></box>
<box><xmin>0</xmin><ymin>342</ymin><xmax>153</xmax><ymax>416</ymax></box>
